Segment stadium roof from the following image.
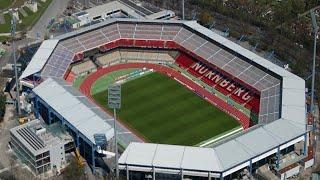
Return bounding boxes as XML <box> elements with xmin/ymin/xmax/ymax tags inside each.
<box><xmin>20</xmin><ymin>39</ymin><xmax>59</xmax><ymax>79</ymax></box>
<box><xmin>119</xmin><ymin>119</ymin><xmax>305</xmax><ymax>177</ymax></box>
<box><xmin>33</xmin><ymin>78</ymin><xmax>114</xmax><ymax>144</ymax></box>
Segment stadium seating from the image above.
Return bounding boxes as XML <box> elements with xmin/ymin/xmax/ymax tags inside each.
<box><xmin>64</xmin><ymin>70</ymin><xmax>76</xmax><ymax>84</ymax></box>
<box><xmin>175</xmin><ymin>52</ymin><xmax>260</xmax><ymax>115</ymax></box>
<box><xmin>71</xmin><ymin>60</ymin><xmax>97</xmax><ymax>76</ymax></box>
<box><xmin>73</xmin><ymin>53</ymin><xmax>84</xmax><ymax>62</ymax></box>
<box><xmin>245</xmin><ymin>96</ymin><xmax>260</xmax><ymax>114</ymax></box>
<box><xmin>175</xmin><ymin>53</ymin><xmax>195</xmax><ymax>69</ymax></box>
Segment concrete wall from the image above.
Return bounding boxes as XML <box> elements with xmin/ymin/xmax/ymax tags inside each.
<box><xmin>280</xmin><ymin>165</ymin><xmax>300</xmax><ymax>180</ymax></box>
<box><xmin>305</xmin><ymin>159</ymin><xmax>314</xmax><ymax>169</ymax></box>
<box><xmin>49</xmin><ymin>142</ymin><xmax>66</xmax><ymax>169</ymax></box>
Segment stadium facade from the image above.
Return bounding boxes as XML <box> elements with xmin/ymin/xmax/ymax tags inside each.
<box><xmin>20</xmin><ymin>19</ymin><xmax>312</xmax><ymax>179</ymax></box>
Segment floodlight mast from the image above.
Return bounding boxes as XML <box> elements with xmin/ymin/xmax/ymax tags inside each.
<box><xmin>11</xmin><ymin>14</ymin><xmax>21</xmax><ymax>117</ymax></box>
<box><xmin>310</xmin><ymin>9</ymin><xmax>318</xmax><ymax>161</ymax></box>
<box><xmin>108</xmin><ymin>84</ymin><xmax>121</xmax><ymax>179</ymax></box>
<box><xmin>182</xmin><ymin>0</ymin><xmax>185</xmax><ymax>20</ymax></box>
<box><xmin>113</xmin><ymin>108</ymin><xmax>119</xmax><ymax>178</ymax></box>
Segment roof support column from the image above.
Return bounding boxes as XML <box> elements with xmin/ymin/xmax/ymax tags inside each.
<box><xmin>48</xmin><ymin>108</ymin><xmax>53</xmax><ymax>125</ymax></box>
<box><xmin>208</xmin><ymin>171</ymin><xmax>211</xmax><ymax>180</ymax></box>
<box><xmin>126</xmin><ymin>164</ymin><xmax>129</xmax><ymax>180</ymax></box>
<box><xmin>76</xmin><ymin>133</ymin><xmax>80</xmax><ymax>147</ymax></box>
<box><xmin>276</xmin><ymin>147</ymin><xmax>280</xmax><ymax>169</ymax></box>
<box><xmin>92</xmin><ymin>145</ymin><xmax>96</xmax><ymax>175</ymax></box>
<box><xmin>303</xmin><ymin>133</ymin><xmax>308</xmax><ymax>156</ymax></box>
<box><xmin>152</xmin><ymin>167</ymin><xmax>155</xmax><ymax>180</ymax></box>
<box><xmin>249</xmin><ymin>159</ymin><xmax>253</xmax><ymax>180</ymax></box>
<box><xmin>61</xmin><ymin>118</ymin><xmax>66</xmax><ymax>127</ymax></box>
<box><xmin>34</xmin><ymin>97</ymin><xmax>39</xmax><ymax>119</ymax></box>
<box><xmin>220</xmin><ymin>173</ymin><xmax>224</xmax><ymax>180</ymax></box>
<box><xmin>180</xmin><ymin>169</ymin><xmax>183</xmax><ymax>180</ymax></box>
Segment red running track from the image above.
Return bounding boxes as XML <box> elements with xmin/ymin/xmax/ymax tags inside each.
<box><xmin>79</xmin><ymin>63</ymin><xmax>251</xmax><ymax>129</ymax></box>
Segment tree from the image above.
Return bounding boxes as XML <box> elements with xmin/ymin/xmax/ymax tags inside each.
<box><xmin>63</xmin><ymin>156</ymin><xmax>85</xmax><ymax>180</ymax></box>
<box><xmin>199</xmin><ymin>10</ymin><xmax>213</xmax><ymax>27</ymax></box>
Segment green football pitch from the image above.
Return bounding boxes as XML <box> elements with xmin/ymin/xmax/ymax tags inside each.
<box><xmin>92</xmin><ymin>72</ymin><xmax>240</xmax><ymax>146</ymax></box>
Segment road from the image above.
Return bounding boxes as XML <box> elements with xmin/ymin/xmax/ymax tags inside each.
<box><xmin>27</xmin><ymin>0</ymin><xmax>70</xmax><ymax>40</ymax></box>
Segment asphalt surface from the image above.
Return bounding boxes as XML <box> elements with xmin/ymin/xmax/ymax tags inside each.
<box><xmin>118</xmin><ymin>0</ymin><xmax>154</xmax><ymax>16</ymax></box>
<box><xmin>27</xmin><ymin>0</ymin><xmax>69</xmax><ymax>40</ymax></box>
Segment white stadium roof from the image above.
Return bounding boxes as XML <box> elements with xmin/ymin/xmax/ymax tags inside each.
<box><xmin>33</xmin><ymin>78</ymin><xmax>114</xmax><ymax>144</ymax></box>
<box><xmin>20</xmin><ymin>39</ymin><xmax>59</xmax><ymax>79</ymax></box>
<box><xmin>23</xmin><ymin>19</ymin><xmax>307</xmax><ymax>177</ymax></box>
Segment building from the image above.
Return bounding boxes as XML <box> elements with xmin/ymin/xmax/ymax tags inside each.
<box><xmin>145</xmin><ymin>10</ymin><xmax>175</xmax><ymax>20</ymax></box>
<box><xmin>10</xmin><ymin>119</ymin><xmax>73</xmax><ymax>175</ymax></box>
<box><xmin>71</xmin><ymin>1</ymin><xmax>174</xmax><ymax>29</ymax></box>
<box><xmin>72</xmin><ymin>1</ymin><xmax>145</xmax><ymax>28</ymax></box>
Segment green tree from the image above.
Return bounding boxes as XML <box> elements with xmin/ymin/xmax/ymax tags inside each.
<box><xmin>63</xmin><ymin>156</ymin><xmax>85</xmax><ymax>180</ymax></box>
<box><xmin>199</xmin><ymin>10</ymin><xmax>213</xmax><ymax>26</ymax></box>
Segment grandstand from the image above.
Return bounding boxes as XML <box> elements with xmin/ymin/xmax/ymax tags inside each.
<box><xmin>96</xmin><ymin>49</ymin><xmax>175</xmax><ymax>67</ymax></box>
<box><xmin>19</xmin><ymin>19</ymin><xmax>310</xmax><ymax>179</ymax></box>
<box><xmin>71</xmin><ymin>60</ymin><xmax>97</xmax><ymax>75</ymax></box>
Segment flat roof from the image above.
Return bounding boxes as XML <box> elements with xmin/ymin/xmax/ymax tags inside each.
<box><xmin>145</xmin><ymin>10</ymin><xmax>175</xmax><ymax>20</ymax></box>
<box><xmin>82</xmin><ymin>1</ymin><xmax>144</xmax><ymax>20</ymax></box>
<box><xmin>20</xmin><ymin>39</ymin><xmax>59</xmax><ymax>79</ymax></box>
<box><xmin>33</xmin><ymin>78</ymin><xmax>114</xmax><ymax>145</ymax></box>
<box><xmin>10</xmin><ymin>119</ymin><xmax>66</xmax><ymax>155</ymax></box>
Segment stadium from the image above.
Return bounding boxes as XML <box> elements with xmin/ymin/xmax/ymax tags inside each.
<box><xmin>20</xmin><ymin>19</ymin><xmax>311</xmax><ymax>179</ymax></box>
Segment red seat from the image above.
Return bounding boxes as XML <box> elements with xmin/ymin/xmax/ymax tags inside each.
<box><xmin>119</xmin><ymin>39</ymin><xmax>134</xmax><ymax>47</ymax></box>
<box><xmin>73</xmin><ymin>53</ymin><xmax>84</xmax><ymax>62</ymax></box>
<box><xmin>64</xmin><ymin>70</ymin><xmax>76</xmax><ymax>84</ymax></box>
<box><xmin>165</xmin><ymin>41</ymin><xmax>177</xmax><ymax>49</ymax></box>
<box><xmin>230</xmin><ymin>88</ymin><xmax>250</xmax><ymax>105</ymax></box>
<box><xmin>245</xmin><ymin>96</ymin><xmax>260</xmax><ymax>114</ymax></box>
<box><xmin>175</xmin><ymin>53</ymin><xmax>195</xmax><ymax>69</ymax></box>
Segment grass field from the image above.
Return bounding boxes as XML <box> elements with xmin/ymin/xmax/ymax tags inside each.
<box><xmin>0</xmin><ymin>0</ymin><xmax>53</xmax><ymax>33</ymax></box>
<box><xmin>92</xmin><ymin>72</ymin><xmax>240</xmax><ymax>146</ymax></box>
<box><xmin>0</xmin><ymin>0</ymin><xmax>12</xmax><ymax>10</ymax></box>
<box><xmin>91</xmin><ymin>68</ymin><xmax>139</xmax><ymax>94</ymax></box>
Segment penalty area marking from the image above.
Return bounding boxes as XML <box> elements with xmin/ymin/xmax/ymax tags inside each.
<box><xmin>197</xmin><ymin>126</ymin><xmax>243</xmax><ymax>147</ymax></box>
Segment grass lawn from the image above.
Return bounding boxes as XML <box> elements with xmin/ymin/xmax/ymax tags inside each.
<box><xmin>0</xmin><ymin>36</ymin><xmax>9</xmax><ymax>42</ymax></box>
<box><xmin>92</xmin><ymin>72</ymin><xmax>240</xmax><ymax>146</ymax></box>
<box><xmin>91</xmin><ymin>68</ymin><xmax>139</xmax><ymax>94</ymax></box>
<box><xmin>73</xmin><ymin>75</ymin><xmax>87</xmax><ymax>88</ymax></box>
<box><xmin>0</xmin><ymin>13</ymin><xmax>11</xmax><ymax>33</ymax></box>
<box><xmin>0</xmin><ymin>0</ymin><xmax>52</xmax><ymax>33</ymax></box>
<box><xmin>0</xmin><ymin>0</ymin><xmax>12</xmax><ymax>10</ymax></box>
<box><xmin>17</xmin><ymin>0</ymin><xmax>53</xmax><ymax>31</ymax></box>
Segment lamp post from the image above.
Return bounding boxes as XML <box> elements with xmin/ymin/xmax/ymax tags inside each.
<box><xmin>11</xmin><ymin>14</ymin><xmax>21</xmax><ymax>117</ymax></box>
<box><xmin>108</xmin><ymin>84</ymin><xmax>121</xmax><ymax>179</ymax></box>
<box><xmin>310</xmin><ymin>9</ymin><xmax>318</xmax><ymax>160</ymax></box>
<box><xmin>182</xmin><ymin>0</ymin><xmax>185</xmax><ymax>20</ymax></box>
